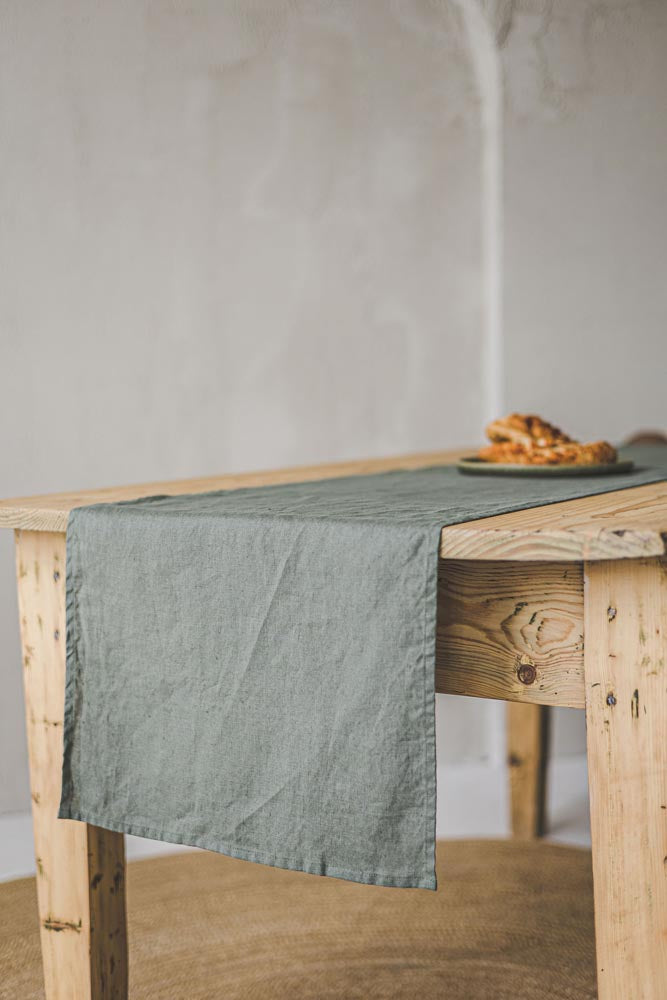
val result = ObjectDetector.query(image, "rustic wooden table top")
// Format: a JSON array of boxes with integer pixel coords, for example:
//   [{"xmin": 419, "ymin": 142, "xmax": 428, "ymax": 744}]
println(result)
[{"xmin": 1, "ymin": 448, "xmax": 665, "ymax": 562}]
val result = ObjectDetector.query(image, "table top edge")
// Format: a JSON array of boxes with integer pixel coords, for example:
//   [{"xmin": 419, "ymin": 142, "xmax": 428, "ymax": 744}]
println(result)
[{"xmin": 2, "ymin": 451, "xmax": 666, "ymax": 563}]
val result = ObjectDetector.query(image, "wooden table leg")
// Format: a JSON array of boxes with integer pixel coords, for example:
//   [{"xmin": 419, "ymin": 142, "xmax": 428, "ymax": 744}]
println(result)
[
  {"xmin": 16, "ymin": 530, "xmax": 128, "ymax": 1000},
  {"xmin": 584, "ymin": 558, "xmax": 667, "ymax": 999},
  {"xmin": 507, "ymin": 702, "xmax": 549, "ymax": 839}
]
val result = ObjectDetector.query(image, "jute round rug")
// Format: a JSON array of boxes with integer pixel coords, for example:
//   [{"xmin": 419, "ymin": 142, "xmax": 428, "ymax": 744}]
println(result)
[{"xmin": 1, "ymin": 840, "xmax": 595, "ymax": 1000}]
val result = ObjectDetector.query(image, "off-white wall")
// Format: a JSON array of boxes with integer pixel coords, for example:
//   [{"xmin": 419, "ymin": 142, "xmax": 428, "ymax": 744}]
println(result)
[
  {"xmin": 1, "ymin": 0, "xmax": 666, "ymax": 816},
  {"xmin": 502, "ymin": 0, "xmax": 667, "ymax": 439}
]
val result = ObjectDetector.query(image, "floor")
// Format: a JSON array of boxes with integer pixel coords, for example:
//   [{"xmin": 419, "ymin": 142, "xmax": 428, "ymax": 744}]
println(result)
[{"xmin": 0, "ymin": 755, "xmax": 590, "ymax": 883}]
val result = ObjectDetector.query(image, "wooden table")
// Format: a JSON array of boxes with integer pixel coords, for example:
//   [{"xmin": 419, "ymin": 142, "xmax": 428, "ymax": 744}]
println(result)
[{"xmin": 2, "ymin": 449, "xmax": 666, "ymax": 1000}]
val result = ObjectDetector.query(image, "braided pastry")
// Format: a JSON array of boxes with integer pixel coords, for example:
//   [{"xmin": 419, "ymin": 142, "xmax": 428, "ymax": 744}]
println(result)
[
  {"xmin": 485, "ymin": 413, "xmax": 571, "ymax": 448},
  {"xmin": 479, "ymin": 440, "xmax": 617, "ymax": 466},
  {"xmin": 478, "ymin": 414, "xmax": 617, "ymax": 465}
]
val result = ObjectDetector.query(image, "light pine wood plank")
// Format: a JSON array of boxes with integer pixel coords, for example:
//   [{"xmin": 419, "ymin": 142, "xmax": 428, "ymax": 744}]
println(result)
[
  {"xmin": 441, "ymin": 482, "xmax": 667, "ymax": 562},
  {"xmin": 0, "ymin": 454, "xmax": 665, "ymax": 562},
  {"xmin": 507, "ymin": 703, "xmax": 550, "ymax": 839},
  {"xmin": 16, "ymin": 530, "xmax": 127, "ymax": 1000},
  {"xmin": 584, "ymin": 557, "xmax": 667, "ymax": 999},
  {"xmin": 436, "ymin": 560, "xmax": 585, "ymax": 707}
]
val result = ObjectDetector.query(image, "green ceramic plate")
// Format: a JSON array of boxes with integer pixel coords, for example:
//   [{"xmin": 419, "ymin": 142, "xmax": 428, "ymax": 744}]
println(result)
[{"xmin": 457, "ymin": 457, "xmax": 635, "ymax": 477}]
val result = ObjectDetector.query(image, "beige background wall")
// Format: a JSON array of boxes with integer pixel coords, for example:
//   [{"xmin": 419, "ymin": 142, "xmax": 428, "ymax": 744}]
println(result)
[
  {"xmin": 502, "ymin": 0, "xmax": 667, "ymax": 438},
  {"xmin": 1, "ymin": 0, "xmax": 666, "ymax": 817}
]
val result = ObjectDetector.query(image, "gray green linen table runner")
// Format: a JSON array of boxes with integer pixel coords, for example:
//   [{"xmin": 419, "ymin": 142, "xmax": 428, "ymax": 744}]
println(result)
[{"xmin": 59, "ymin": 446, "xmax": 667, "ymax": 890}]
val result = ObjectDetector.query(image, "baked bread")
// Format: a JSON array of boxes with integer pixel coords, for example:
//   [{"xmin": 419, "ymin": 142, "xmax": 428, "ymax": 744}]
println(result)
[
  {"xmin": 485, "ymin": 413, "xmax": 571, "ymax": 448},
  {"xmin": 479, "ymin": 440, "xmax": 617, "ymax": 466},
  {"xmin": 478, "ymin": 413, "xmax": 617, "ymax": 465}
]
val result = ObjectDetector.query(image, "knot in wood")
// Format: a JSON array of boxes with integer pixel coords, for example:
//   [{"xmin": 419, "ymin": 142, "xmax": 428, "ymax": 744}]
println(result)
[{"xmin": 517, "ymin": 659, "xmax": 537, "ymax": 685}]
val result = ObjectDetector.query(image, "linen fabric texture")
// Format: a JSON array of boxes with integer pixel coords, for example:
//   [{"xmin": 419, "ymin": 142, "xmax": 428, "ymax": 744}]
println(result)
[{"xmin": 60, "ymin": 447, "xmax": 667, "ymax": 889}]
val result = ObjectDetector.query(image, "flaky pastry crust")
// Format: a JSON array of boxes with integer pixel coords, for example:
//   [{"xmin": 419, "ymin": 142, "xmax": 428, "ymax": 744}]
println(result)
[
  {"xmin": 478, "ymin": 440, "xmax": 617, "ymax": 466},
  {"xmin": 485, "ymin": 413, "xmax": 571, "ymax": 448}
]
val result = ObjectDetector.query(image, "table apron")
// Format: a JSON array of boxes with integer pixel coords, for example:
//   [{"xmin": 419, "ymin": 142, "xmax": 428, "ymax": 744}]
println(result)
[{"xmin": 436, "ymin": 559, "xmax": 585, "ymax": 709}]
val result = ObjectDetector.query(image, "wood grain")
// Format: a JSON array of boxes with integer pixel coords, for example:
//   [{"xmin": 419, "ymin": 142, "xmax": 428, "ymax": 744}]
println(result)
[
  {"xmin": 0, "ymin": 452, "xmax": 665, "ymax": 563},
  {"xmin": 584, "ymin": 557, "xmax": 667, "ymax": 999},
  {"xmin": 440, "ymin": 481, "xmax": 667, "ymax": 562},
  {"xmin": 436, "ymin": 560, "xmax": 585, "ymax": 707},
  {"xmin": 507, "ymin": 703, "xmax": 550, "ymax": 839},
  {"xmin": 16, "ymin": 530, "xmax": 128, "ymax": 1000}
]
